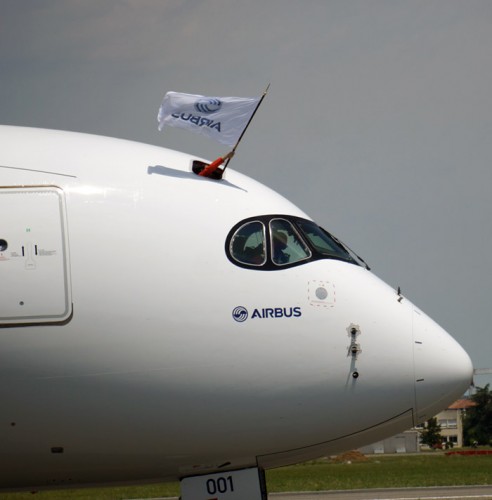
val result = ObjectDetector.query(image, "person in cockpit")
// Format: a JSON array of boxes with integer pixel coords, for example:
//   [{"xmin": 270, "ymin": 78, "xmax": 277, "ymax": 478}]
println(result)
[{"xmin": 272, "ymin": 231, "xmax": 290, "ymax": 265}]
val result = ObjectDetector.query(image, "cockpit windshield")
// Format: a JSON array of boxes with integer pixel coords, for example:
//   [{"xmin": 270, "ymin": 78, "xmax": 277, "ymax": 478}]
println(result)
[
  {"xmin": 229, "ymin": 221, "xmax": 266, "ymax": 266},
  {"xmin": 270, "ymin": 219, "xmax": 311, "ymax": 266},
  {"xmin": 226, "ymin": 215, "xmax": 365, "ymax": 271},
  {"xmin": 296, "ymin": 219, "xmax": 355, "ymax": 264}
]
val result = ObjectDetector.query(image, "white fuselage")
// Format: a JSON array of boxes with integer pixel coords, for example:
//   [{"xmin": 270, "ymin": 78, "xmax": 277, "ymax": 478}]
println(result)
[{"xmin": 0, "ymin": 126, "xmax": 473, "ymax": 490}]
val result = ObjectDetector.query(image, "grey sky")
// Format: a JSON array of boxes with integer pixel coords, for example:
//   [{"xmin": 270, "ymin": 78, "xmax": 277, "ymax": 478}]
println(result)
[{"xmin": 2, "ymin": 0, "xmax": 492, "ymax": 387}]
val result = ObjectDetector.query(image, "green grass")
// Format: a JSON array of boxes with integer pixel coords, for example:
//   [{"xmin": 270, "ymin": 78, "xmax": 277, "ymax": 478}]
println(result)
[
  {"xmin": 0, "ymin": 482, "xmax": 180, "ymax": 500},
  {"xmin": 266, "ymin": 454, "xmax": 492, "ymax": 492},
  {"xmin": 2, "ymin": 454, "xmax": 492, "ymax": 499}
]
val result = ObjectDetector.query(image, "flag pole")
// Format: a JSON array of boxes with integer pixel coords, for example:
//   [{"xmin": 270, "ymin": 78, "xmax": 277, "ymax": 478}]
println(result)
[
  {"xmin": 198, "ymin": 84, "xmax": 270, "ymax": 178},
  {"xmin": 223, "ymin": 83, "xmax": 270, "ymax": 172}
]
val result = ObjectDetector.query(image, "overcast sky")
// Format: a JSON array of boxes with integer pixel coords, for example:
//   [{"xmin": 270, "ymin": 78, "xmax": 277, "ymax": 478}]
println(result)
[{"xmin": 2, "ymin": 0, "xmax": 491, "ymax": 388}]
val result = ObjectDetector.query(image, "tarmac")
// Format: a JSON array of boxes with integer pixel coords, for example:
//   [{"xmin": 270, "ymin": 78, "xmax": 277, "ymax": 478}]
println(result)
[
  {"xmin": 269, "ymin": 485, "xmax": 492, "ymax": 500},
  {"xmin": 128, "ymin": 485, "xmax": 492, "ymax": 500}
]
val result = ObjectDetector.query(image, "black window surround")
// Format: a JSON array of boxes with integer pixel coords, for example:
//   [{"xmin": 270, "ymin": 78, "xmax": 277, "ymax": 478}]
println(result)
[{"xmin": 225, "ymin": 214, "xmax": 361, "ymax": 271}]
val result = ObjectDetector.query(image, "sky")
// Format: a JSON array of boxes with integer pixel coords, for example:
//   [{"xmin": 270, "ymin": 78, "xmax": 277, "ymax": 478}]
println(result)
[{"xmin": 1, "ymin": 0, "xmax": 491, "ymax": 388}]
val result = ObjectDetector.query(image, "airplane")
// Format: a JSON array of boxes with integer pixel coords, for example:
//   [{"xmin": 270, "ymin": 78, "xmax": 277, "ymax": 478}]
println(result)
[{"xmin": 0, "ymin": 125, "xmax": 473, "ymax": 499}]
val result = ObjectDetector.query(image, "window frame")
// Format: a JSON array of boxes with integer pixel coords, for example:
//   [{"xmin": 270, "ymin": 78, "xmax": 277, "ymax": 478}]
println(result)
[
  {"xmin": 228, "ymin": 220, "xmax": 267, "ymax": 267},
  {"xmin": 269, "ymin": 218, "xmax": 312, "ymax": 267},
  {"xmin": 225, "ymin": 214, "xmax": 361, "ymax": 271}
]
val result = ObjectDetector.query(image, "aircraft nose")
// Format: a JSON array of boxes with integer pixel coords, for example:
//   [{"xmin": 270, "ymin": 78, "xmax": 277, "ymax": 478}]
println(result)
[{"xmin": 413, "ymin": 308, "xmax": 473, "ymax": 424}]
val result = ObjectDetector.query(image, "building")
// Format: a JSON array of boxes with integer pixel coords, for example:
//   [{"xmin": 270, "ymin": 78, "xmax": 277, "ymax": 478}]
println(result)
[
  {"xmin": 360, "ymin": 399, "xmax": 476, "ymax": 454},
  {"xmin": 359, "ymin": 430, "xmax": 420, "ymax": 454},
  {"xmin": 434, "ymin": 398, "xmax": 476, "ymax": 448}
]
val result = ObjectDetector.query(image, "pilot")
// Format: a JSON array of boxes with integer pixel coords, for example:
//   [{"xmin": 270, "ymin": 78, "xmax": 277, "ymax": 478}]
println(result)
[
  {"xmin": 231, "ymin": 234, "xmax": 265, "ymax": 265},
  {"xmin": 273, "ymin": 231, "xmax": 289, "ymax": 265}
]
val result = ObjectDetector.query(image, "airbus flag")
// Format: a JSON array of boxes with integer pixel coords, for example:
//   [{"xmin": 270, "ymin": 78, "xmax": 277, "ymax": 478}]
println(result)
[{"xmin": 157, "ymin": 92, "xmax": 261, "ymax": 147}]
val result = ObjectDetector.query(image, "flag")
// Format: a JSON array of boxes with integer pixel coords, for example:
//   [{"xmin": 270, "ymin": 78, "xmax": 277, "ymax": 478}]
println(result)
[{"xmin": 157, "ymin": 91, "xmax": 261, "ymax": 147}]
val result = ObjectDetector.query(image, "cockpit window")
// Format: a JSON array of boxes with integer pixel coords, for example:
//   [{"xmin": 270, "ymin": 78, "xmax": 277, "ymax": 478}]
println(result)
[
  {"xmin": 230, "ymin": 221, "xmax": 266, "ymax": 266},
  {"xmin": 270, "ymin": 219, "xmax": 311, "ymax": 266},
  {"xmin": 225, "ymin": 215, "xmax": 363, "ymax": 271},
  {"xmin": 296, "ymin": 219, "xmax": 356, "ymax": 264}
]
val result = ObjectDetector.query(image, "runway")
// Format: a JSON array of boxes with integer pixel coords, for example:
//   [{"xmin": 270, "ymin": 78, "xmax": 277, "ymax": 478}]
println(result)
[
  {"xmin": 269, "ymin": 485, "xmax": 492, "ymax": 500},
  {"xmin": 129, "ymin": 485, "xmax": 492, "ymax": 500}
]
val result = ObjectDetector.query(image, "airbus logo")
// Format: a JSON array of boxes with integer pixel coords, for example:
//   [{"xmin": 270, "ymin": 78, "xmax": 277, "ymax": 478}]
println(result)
[
  {"xmin": 194, "ymin": 98, "xmax": 222, "ymax": 114},
  {"xmin": 232, "ymin": 306, "xmax": 302, "ymax": 322},
  {"xmin": 232, "ymin": 306, "xmax": 248, "ymax": 323}
]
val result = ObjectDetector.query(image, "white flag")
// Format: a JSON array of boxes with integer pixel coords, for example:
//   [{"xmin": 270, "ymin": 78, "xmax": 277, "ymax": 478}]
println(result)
[{"xmin": 157, "ymin": 91, "xmax": 260, "ymax": 147}]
